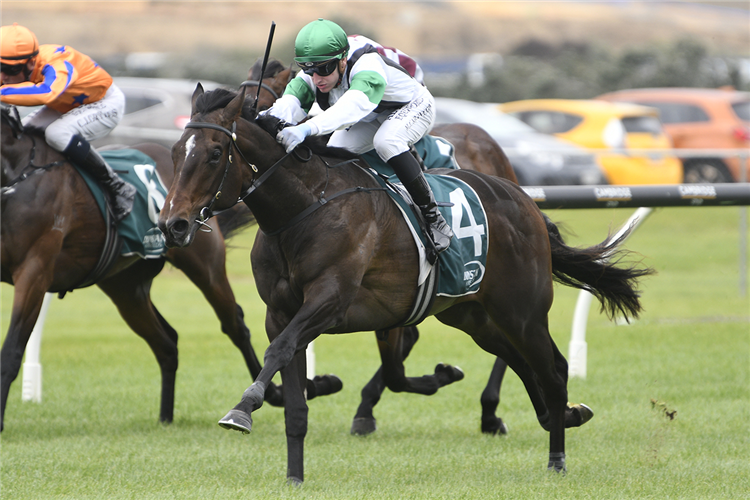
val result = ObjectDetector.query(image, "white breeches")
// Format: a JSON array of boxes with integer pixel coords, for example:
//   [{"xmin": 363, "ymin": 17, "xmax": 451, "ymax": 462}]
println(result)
[
  {"xmin": 327, "ymin": 85, "xmax": 435, "ymax": 161},
  {"xmin": 22, "ymin": 83, "xmax": 126, "ymax": 151}
]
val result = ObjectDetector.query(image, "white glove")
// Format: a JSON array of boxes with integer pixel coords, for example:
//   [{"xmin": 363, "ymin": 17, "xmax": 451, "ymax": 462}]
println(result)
[{"xmin": 276, "ymin": 123, "xmax": 312, "ymax": 153}]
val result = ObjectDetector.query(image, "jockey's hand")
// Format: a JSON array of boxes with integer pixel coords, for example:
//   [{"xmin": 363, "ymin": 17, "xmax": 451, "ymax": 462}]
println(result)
[{"xmin": 276, "ymin": 123, "xmax": 312, "ymax": 153}]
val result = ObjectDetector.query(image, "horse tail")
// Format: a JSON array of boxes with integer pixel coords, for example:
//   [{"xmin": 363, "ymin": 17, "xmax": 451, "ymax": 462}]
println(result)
[
  {"xmin": 543, "ymin": 213, "xmax": 655, "ymax": 321},
  {"xmin": 215, "ymin": 204, "xmax": 257, "ymax": 239}
]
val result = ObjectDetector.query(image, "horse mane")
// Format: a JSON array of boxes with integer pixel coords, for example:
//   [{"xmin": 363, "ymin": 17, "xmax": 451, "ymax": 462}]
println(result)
[
  {"xmin": 248, "ymin": 57, "xmax": 291, "ymax": 80},
  {"xmin": 1, "ymin": 104, "xmax": 25, "ymax": 137}
]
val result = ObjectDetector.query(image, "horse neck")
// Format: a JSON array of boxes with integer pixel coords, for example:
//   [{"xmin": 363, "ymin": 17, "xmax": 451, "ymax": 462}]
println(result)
[
  {"xmin": 1, "ymin": 129, "xmax": 57, "ymax": 183},
  {"xmin": 235, "ymin": 126, "xmax": 333, "ymax": 235}
]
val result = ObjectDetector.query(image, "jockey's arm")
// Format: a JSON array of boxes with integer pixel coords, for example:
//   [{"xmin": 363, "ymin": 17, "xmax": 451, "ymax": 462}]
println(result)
[
  {"xmin": 305, "ymin": 71, "xmax": 385, "ymax": 136},
  {"xmin": 0, "ymin": 61, "xmax": 71, "ymax": 107},
  {"xmin": 264, "ymin": 77, "xmax": 315, "ymax": 125}
]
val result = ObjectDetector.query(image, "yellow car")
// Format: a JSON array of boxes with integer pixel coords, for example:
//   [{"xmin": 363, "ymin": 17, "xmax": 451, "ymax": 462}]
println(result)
[{"xmin": 498, "ymin": 99, "xmax": 683, "ymax": 185}]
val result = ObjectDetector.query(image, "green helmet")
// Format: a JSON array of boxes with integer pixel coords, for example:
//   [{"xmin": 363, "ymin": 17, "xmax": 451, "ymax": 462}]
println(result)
[{"xmin": 294, "ymin": 19, "xmax": 348, "ymax": 64}]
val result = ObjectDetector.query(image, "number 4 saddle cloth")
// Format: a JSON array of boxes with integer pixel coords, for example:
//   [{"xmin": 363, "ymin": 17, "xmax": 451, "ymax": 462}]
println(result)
[{"xmin": 361, "ymin": 134, "xmax": 489, "ymax": 327}]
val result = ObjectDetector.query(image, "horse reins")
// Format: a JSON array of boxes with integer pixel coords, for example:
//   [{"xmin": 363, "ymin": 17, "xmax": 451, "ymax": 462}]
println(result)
[
  {"xmin": 184, "ymin": 119, "xmax": 386, "ymax": 235},
  {"xmin": 239, "ymin": 80, "xmax": 280, "ymax": 101},
  {"xmin": 1, "ymin": 130, "xmax": 66, "ymax": 193}
]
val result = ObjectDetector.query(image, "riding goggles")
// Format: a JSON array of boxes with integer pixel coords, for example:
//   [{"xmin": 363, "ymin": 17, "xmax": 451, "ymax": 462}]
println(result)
[
  {"xmin": 297, "ymin": 58, "xmax": 339, "ymax": 77},
  {"xmin": 1, "ymin": 62, "xmax": 26, "ymax": 76}
]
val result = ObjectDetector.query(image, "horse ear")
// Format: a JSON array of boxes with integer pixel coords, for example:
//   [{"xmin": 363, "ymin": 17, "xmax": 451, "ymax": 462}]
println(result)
[
  {"xmin": 223, "ymin": 85, "xmax": 247, "ymax": 122},
  {"xmin": 191, "ymin": 83, "xmax": 205, "ymax": 112}
]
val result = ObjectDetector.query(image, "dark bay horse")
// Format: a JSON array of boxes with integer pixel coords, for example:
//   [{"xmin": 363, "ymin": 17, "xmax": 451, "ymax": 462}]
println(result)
[
  {"xmin": 158, "ymin": 86, "xmax": 652, "ymax": 482},
  {"xmin": 0, "ymin": 104, "xmax": 337, "ymax": 431},
  {"xmin": 247, "ymin": 58, "xmax": 530, "ymax": 436}
]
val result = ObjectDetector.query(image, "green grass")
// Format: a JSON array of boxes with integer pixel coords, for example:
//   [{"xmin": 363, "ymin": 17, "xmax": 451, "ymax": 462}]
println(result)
[{"xmin": 2, "ymin": 206, "xmax": 748, "ymax": 499}]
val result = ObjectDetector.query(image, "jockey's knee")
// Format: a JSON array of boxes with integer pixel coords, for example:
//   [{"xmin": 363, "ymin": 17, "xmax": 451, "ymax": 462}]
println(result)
[
  {"xmin": 373, "ymin": 136, "xmax": 408, "ymax": 163},
  {"xmin": 44, "ymin": 121, "xmax": 76, "ymax": 153}
]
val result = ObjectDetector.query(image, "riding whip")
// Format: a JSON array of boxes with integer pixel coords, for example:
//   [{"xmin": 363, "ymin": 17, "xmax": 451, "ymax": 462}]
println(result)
[{"xmin": 249, "ymin": 21, "xmax": 276, "ymax": 116}]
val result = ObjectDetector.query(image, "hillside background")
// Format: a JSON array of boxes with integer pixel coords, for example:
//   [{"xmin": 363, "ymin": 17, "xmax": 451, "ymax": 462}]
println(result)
[{"xmin": 2, "ymin": 1, "xmax": 749, "ymax": 99}]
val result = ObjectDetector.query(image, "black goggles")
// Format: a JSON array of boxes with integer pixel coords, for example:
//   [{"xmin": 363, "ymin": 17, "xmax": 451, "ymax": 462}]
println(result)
[
  {"xmin": 1, "ymin": 62, "xmax": 26, "ymax": 76},
  {"xmin": 297, "ymin": 58, "xmax": 339, "ymax": 77}
]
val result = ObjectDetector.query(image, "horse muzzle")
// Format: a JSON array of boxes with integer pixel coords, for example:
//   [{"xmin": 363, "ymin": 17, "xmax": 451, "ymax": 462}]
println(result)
[{"xmin": 158, "ymin": 216, "xmax": 197, "ymax": 248}]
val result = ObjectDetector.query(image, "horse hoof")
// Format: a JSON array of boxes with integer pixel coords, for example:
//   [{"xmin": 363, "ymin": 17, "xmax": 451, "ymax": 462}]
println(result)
[
  {"xmin": 313, "ymin": 374, "xmax": 344, "ymax": 397},
  {"xmin": 218, "ymin": 409, "xmax": 252, "ymax": 434},
  {"xmin": 287, "ymin": 476, "xmax": 303, "ymax": 486},
  {"xmin": 567, "ymin": 402, "xmax": 594, "ymax": 427},
  {"xmin": 351, "ymin": 417, "xmax": 377, "ymax": 436},
  {"xmin": 481, "ymin": 416, "xmax": 509, "ymax": 436},
  {"xmin": 547, "ymin": 452, "xmax": 566, "ymax": 474},
  {"xmin": 435, "ymin": 363, "xmax": 465, "ymax": 384}
]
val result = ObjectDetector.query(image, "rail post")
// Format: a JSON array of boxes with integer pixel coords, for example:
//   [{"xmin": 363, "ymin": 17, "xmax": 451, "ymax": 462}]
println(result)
[
  {"xmin": 568, "ymin": 207, "xmax": 654, "ymax": 378},
  {"xmin": 21, "ymin": 292, "xmax": 53, "ymax": 403}
]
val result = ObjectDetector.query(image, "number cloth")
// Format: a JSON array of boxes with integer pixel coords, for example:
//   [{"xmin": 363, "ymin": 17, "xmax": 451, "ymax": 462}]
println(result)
[
  {"xmin": 76, "ymin": 149, "xmax": 168, "ymax": 259},
  {"xmin": 366, "ymin": 167, "xmax": 489, "ymax": 298}
]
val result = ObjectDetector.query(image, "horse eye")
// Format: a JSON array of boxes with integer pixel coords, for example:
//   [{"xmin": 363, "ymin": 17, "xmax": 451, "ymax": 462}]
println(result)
[{"xmin": 209, "ymin": 149, "xmax": 222, "ymax": 164}]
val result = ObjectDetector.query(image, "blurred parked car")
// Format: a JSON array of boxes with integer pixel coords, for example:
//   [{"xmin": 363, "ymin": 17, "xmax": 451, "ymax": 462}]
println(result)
[
  {"xmin": 92, "ymin": 77, "xmax": 224, "ymax": 149},
  {"xmin": 596, "ymin": 87, "xmax": 750, "ymax": 183},
  {"xmin": 433, "ymin": 97, "xmax": 607, "ymax": 186},
  {"xmin": 499, "ymin": 99, "xmax": 683, "ymax": 185}
]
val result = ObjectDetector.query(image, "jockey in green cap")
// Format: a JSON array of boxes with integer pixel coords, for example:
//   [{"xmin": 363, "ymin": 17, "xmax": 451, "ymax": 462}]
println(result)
[{"xmin": 265, "ymin": 18, "xmax": 453, "ymax": 253}]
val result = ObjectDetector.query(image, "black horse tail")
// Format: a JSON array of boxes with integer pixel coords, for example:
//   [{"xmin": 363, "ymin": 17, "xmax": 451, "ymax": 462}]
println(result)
[
  {"xmin": 543, "ymin": 213, "xmax": 655, "ymax": 322},
  {"xmin": 215, "ymin": 204, "xmax": 257, "ymax": 240}
]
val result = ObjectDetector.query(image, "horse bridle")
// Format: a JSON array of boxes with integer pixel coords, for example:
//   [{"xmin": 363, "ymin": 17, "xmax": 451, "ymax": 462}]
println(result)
[
  {"xmin": 183, "ymin": 118, "xmax": 384, "ymax": 237},
  {"xmin": 1, "ymin": 106, "xmax": 66, "ymax": 192},
  {"xmin": 184, "ymin": 119, "xmax": 313, "ymax": 232},
  {"xmin": 182, "ymin": 120, "xmax": 256, "ymax": 230}
]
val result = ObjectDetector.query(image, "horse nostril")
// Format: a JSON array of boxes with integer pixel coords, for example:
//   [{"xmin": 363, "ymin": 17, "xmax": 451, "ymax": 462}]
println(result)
[{"xmin": 169, "ymin": 219, "xmax": 190, "ymax": 240}]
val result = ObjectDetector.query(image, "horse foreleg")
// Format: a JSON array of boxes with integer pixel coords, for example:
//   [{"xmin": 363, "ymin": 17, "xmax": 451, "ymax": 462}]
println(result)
[
  {"xmin": 1, "ymin": 239, "xmax": 61, "ymax": 431},
  {"xmin": 218, "ymin": 310, "xmax": 294, "ymax": 434},
  {"xmin": 218, "ymin": 292, "xmax": 333, "ymax": 438},
  {"xmin": 167, "ymin": 233, "xmax": 286, "ymax": 406},
  {"xmin": 281, "ymin": 351, "xmax": 308, "ymax": 485},
  {"xmin": 350, "ymin": 327, "xmax": 419, "ymax": 435},
  {"xmin": 1, "ymin": 276, "xmax": 52, "ymax": 430}
]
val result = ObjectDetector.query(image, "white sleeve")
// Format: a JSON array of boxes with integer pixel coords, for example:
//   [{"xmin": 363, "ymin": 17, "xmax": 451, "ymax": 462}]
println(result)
[
  {"xmin": 263, "ymin": 94, "xmax": 309, "ymax": 125},
  {"xmin": 306, "ymin": 89, "xmax": 377, "ymax": 136}
]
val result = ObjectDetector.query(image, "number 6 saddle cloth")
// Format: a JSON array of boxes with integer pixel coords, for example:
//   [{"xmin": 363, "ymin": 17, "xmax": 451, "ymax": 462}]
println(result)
[{"xmin": 75, "ymin": 149, "xmax": 168, "ymax": 260}]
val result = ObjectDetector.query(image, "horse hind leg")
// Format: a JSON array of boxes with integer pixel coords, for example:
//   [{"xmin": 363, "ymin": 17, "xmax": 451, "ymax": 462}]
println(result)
[
  {"xmin": 98, "ymin": 264, "xmax": 179, "ymax": 424},
  {"xmin": 480, "ymin": 357, "xmax": 509, "ymax": 435},
  {"xmin": 437, "ymin": 303, "xmax": 569, "ymax": 472},
  {"xmin": 352, "ymin": 326, "xmax": 465, "ymax": 436},
  {"xmin": 499, "ymin": 321, "xmax": 569, "ymax": 472}
]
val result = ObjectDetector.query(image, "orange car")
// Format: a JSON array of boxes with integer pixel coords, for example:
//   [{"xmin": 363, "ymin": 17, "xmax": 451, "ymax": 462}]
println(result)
[{"xmin": 597, "ymin": 88, "xmax": 750, "ymax": 183}]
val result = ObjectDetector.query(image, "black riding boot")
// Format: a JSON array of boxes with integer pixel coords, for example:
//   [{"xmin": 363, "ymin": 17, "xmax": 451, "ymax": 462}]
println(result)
[
  {"xmin": 387, "ymin": 151, "xmax": 453, "ymax": 253},
  {"xmin": 64, "ymin": 134, "xmax": 136, "ymax": 223}
]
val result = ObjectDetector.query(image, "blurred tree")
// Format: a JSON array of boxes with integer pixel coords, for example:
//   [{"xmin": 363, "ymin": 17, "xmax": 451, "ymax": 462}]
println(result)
[
  {"xmin": 100, "ymin": 34, "xmax": 747, "ymax": 96},
  {"xmin": 430, "ymin": 37, "xmax": 747, "ymax": 102}
]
